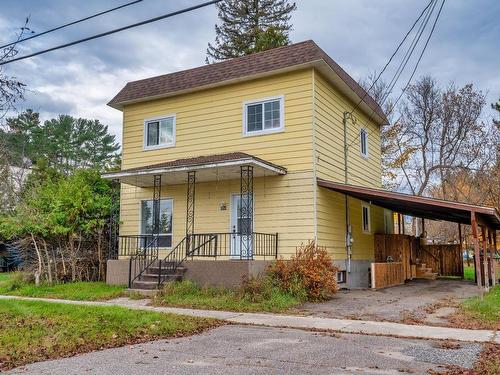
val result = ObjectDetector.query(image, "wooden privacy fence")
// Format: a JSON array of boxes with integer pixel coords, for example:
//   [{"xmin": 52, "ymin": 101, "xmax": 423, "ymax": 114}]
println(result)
[
  {"xmin": 374, "ymin": 234, "xmax": 418, "ymax": 281},
  {"xmin": 374, "ymin": 234, "xmax": 464, "ymax": 287},
  {"xmin": 370, "ymin": 262, "xmax": 405, "ymax": 289},
  {"xmin": 420, "ymin": 244, "xmax": 463, "ymax": 277}
]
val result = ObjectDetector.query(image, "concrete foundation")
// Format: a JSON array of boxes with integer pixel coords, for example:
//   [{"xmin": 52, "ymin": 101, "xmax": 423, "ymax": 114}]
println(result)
[
  {"xmin": 106, "ymin": 259, "xmax": 131, "ymax": 286},
  {"xmin": 106, "ymin": 259, "xmax": 273, "ymax": 288},
  {"xmin": 334, "ymin": 259, "xmax": 373, "ymax": 289}
]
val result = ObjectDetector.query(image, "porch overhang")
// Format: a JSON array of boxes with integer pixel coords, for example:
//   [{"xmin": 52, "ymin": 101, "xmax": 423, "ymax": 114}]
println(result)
[
  {"xmin": 102, "ymin": 152, "xmax": 287, "ymax": 187},
  {"xmin": 317, "ymin": 178, "xmax": 500, "ymax": 229}
]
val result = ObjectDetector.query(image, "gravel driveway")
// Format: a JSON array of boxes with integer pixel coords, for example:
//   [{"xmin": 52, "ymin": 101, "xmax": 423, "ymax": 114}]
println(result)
[
  {"xmin": 6, "ymin": 325, "xmax": 482, "ymax": 375},
  {"xmin": 299, "ymin": 279, "xmax": 479, "ymax": 323}
]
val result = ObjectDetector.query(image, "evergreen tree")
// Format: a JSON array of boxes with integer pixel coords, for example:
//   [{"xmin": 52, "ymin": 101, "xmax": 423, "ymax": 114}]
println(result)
[
  {"xmin": 206, "ymin": 0, "xmax": 296, "ymax": 63},
  {"xmin": 2, "ymin": 110, "xmax": 120, "ymax": 173}
]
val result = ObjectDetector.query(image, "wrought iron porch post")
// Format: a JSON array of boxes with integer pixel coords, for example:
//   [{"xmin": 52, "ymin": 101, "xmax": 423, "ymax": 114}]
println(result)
[
  {"xmin": 152, "ymin": 175, "xmax": 162, "ymax": 254},
  {"xmin": 108, "ymin": 178, "xmax": 119, "ymax": 259},
  {"xmin": 240, "ymin": 165, "xmax": 253, "ymax": 259},
  {"xmin": 186, "ymin": 171, "xmax": 196, "ymax": 254}
]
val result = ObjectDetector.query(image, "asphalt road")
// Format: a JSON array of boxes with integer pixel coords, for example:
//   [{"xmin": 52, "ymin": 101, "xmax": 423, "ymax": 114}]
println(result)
[{"xmin": 7, "ymin": 325, "xmax": 482, "ymax": 375}]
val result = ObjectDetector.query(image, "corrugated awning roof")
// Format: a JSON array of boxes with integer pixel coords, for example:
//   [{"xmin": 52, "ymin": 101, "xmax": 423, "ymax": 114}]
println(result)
[
  {"xmin": 318, "ymin": 178, "xmax": 500, "ymax": 229},
  {"xmin": 107, "ymin": 40, "xmax": 386, "ymax": 124}
]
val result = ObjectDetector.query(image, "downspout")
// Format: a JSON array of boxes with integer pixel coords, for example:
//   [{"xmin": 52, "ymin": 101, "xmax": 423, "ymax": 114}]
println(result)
[{"xmin": 343, "ymin": 111, "xmax": 352, "ymax": 273}]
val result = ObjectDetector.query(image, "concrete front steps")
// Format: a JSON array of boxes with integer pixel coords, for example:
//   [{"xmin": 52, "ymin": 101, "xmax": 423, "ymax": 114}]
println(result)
[
  {"xmin": 415, "ymin": 263, "xmax": 438, "ymax": 280},
  {"xmin": 130, "ymin": 263, "xmax": 187, "ymax": 290}
]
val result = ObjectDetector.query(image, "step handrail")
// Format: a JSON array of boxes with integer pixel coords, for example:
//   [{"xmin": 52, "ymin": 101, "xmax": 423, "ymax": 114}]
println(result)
[
  {"xmin": 157, "ymin": 234, "xmax": 217, "ymax": 287},
  {"xmin": 128, "ymin": 236, "xmax": 159, "ymax": 288}
]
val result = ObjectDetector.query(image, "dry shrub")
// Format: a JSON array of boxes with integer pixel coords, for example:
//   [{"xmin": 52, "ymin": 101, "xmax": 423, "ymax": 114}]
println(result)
[{"xmin": 267, "ymin": 241, "xmax": 339, "ymax": 301}]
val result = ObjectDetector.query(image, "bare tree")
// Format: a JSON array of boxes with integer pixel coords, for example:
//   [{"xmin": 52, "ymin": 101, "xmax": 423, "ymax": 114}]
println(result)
[
  {"xmin": 0, "ymin": 19, "xmax": 32, "ymax": 213},
  {"xmin": 394, "ymin": 76, "xmax": 489, "ymax": 196}
]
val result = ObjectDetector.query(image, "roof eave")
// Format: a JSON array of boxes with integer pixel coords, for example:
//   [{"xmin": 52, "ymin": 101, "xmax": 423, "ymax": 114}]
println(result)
[
  {"xmin": 102, "ymin": 157, "xmax": 287, "ymax": 180},
  {"xmin": 107, "ymin": 61, "xmax": 319, "ymax": 111},
  {"xmin": 107, "ymin": 60, "xmax": 386, "ymax": 125}
]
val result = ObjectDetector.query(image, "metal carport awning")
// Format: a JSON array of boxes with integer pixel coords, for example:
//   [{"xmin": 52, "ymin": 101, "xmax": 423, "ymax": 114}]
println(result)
[{"xmin": 317, "ymin": 178, "xmax": 500, "ymax": 229}]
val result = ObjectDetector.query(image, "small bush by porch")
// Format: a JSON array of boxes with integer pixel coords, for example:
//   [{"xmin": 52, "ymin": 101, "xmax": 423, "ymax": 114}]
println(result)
[{"xmin": 154, "ymin": 242, "xmax": 339, "ymax": 312}]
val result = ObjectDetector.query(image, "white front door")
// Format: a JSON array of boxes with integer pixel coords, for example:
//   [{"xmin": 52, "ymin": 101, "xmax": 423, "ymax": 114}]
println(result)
[{"xmin": 230, "ymin": 194, "xmax": 253, "ymax": 258}]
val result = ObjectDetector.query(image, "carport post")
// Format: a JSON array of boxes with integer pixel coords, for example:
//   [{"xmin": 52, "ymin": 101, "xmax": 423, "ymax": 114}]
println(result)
[
  {"xmin": 471, "ymin": 211, "xmax": 483, "ymax": 289},
  {"xmin": 481, "ymin": 227, "xmax": 490, "ymax": 291},
  {"xmin": 488, "ymin": 229, "xmax": 496, "ymax": 287}
]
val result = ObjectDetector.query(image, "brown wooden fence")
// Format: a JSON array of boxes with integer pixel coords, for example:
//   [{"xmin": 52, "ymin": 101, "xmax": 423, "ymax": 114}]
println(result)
[
  {"xmin": 374, "ymin": 234, "xmax": 464, "ymax": 282},
  {"xmin": 421, "ymin": 244, "xmax": 463, "ymax": 277},
  {"xmin": 374, "ymin": 234, "xmax": 418, "ymax": 281},
  {"xmin": 370, "ymin": 262, "xmax": 405, "ymax": 289}
]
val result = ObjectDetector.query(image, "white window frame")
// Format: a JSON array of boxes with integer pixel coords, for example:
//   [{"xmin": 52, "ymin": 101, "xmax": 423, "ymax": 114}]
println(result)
[
  {"xmin": 360, "ymin": 127, "xmax": 369, "ymax": 158},
  {"xmin": 242, "ymin": 95, "xmax": 285, "ymax": 136},
  {"xmin": 143, "ymin": 114, "xmax": 176, "ymax": 151},
  {"xmin": 139, "ymin": 197, "xmax": 174, "ymax": 249},
  {"xmin": 361, "ymin": 203, "xmax": 371, "ymax": 234}
]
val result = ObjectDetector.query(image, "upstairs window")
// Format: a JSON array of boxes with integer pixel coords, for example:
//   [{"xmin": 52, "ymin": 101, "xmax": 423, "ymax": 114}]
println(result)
[
  {"xmin": 244, "ymin": 96, "xmax": 284, "ymax": 135},
  {"xmin": 360, "ymin": 128, "xmax": 369, "ymax": 157},
  {"xmin": 362, "ymin": 203, "xmax": 371, "ymax": 233},
  {"xmin": 144, "ymin": 115, "xmax": 175, "ymax": 149}
]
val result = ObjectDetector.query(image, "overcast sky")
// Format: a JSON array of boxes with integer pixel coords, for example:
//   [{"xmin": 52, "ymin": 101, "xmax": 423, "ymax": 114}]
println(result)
[{"xmin": 1, "ymin": 0, "xmax": 499, "ymax": 142}]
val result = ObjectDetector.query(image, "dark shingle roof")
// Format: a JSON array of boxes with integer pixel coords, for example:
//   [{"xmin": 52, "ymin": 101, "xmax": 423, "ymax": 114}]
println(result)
[{"xmin": 108, "ymin": 40, "xmax": 385, "ymax": 121}]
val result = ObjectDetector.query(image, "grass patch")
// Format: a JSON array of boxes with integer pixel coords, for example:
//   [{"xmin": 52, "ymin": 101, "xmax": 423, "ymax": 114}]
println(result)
[
  {"xmin": 0, "ymin": 299, "xmax": 220, "ymax": 371},
  {"xmin": 0, "ymin": 273, "xmax": 12, "ymax": 282},
  {"xmin": 155, "ymin": 280, "xmax": 301, "ymax": 313},
  {"xmin": 463, "ymin": 265, "xmax": 474, "ymax": 281},
  {"xmin": 0, "ymin": 272, "xmax": 126, "ymax": 301},
  {"xmin": 462, "ymin": 285, "xmax": 500, "ymax": 323},
  {"xmin": 447, "ymin": 285, "xmax": 500, "ymax": 330}
]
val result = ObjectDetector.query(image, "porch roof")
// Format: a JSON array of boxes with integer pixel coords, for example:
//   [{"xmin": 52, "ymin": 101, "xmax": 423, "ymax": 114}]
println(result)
[
  {"xmin": 317, "ymin": 178, "xmax": 500, "ymax": 229},
  {"xmin": 102, "ymin": 152, "xmax": 287, "ymax": 187}
]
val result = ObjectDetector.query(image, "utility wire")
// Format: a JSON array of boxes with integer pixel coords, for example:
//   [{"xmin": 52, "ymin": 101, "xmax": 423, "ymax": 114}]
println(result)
[
  {"xmin": 0, "ymin": 0, "xmax": 222, "ymax": 66},
  {"xmin": 346, "ymin": 0, "xmax": 435, "ymax": 118},
  {"xmin": 347, "ymin": 0, "xmax": 446, "ymax": 150},
  {"xmin": 379, "ymin": 0, "xmax": 438, "ymax": 106},
  {"xmin": 0, "ymin": 0, "xmax": 144, "ymax": 50}
]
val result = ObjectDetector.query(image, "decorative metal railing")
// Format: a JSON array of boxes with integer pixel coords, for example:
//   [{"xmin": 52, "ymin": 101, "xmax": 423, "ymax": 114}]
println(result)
[
  {"xmin": 120, "ymin": 232, "xmax": 278, "ymax": 288},
  {"xmin": 159, "ymin": 232, "xmax": 278, "ymax": 286},
  {"xmin": 127, "ymin": 235, "xmax": 159, "ymax": 288}
]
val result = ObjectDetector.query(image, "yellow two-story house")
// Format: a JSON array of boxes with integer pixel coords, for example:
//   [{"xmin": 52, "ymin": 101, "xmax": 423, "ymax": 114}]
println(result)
[{"xmin": 104, "ymin": 40, "xmax": 392, "ymax": 290}]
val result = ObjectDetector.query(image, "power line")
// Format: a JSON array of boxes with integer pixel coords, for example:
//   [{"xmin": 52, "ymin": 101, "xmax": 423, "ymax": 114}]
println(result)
[
  {"xmin": 347, "ymin": 0, "xmax": 435, "ymax": 118},
  {"xmin": 348, "ymin": 0, "xmax": 446, "ymax": 149},
  {"xmin": 0, "ymin": 0, "xmax": 144, "ymax": 50},
  {"xmin": 380, "ymin": 0, "xmax": 438, "ymax": 105},
  {"xmin": 0, "ymin": 0, "xmax": 222, "ymax": 66},
  {"xmin": 389, "ymin": 0, "xmax": 446, "ymax": 110}
]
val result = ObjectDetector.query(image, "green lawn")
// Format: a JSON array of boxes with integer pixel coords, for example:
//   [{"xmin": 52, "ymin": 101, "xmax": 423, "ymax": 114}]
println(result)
[
  {"xmin": 462, "ymin": 285, "xmax": 500, "ymax": 324},
  {"xmin": 0, "ymin": 273, "xmax": 11, "ymax": 282},
  {"xmin": 0, "ymin": 272, "xmax": 126, "ymax": 301},
  {"xmin": 463, "ymin": 265, "xmax": 475, "ymax": 281},
  {"xmin": 0, "ymin": 299, "xmax": 220, "ymax": 371},
  {"xmin": 155, "ymin": 280, "xmax": 301, "ymax": 313}
]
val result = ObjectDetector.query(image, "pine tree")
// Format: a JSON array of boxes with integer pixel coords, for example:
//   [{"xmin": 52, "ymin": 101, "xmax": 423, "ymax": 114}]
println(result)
[{"xmin": 206, "ymin": 0, "xmax": 296, "ymax": 63}]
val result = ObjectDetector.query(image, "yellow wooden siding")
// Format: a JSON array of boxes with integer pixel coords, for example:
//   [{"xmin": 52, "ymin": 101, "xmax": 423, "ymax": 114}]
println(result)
[
  {"xmin": 119, "ymin": 69, "xmax": 316, "ymax": 258},
  {"xmin": 121, "ymin": 70, "xmax": 314, "ymax": 172},
  {"xmin": 313, "ymin": 72, "xmax": 382, "ymax": 187},
  {"xmin": 312, "ymin": 70, "xmax": 385, "ymax": 261},
  {"xmin": 120, "ymin": 172, "xmax": 314, "ymax": 259}
]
